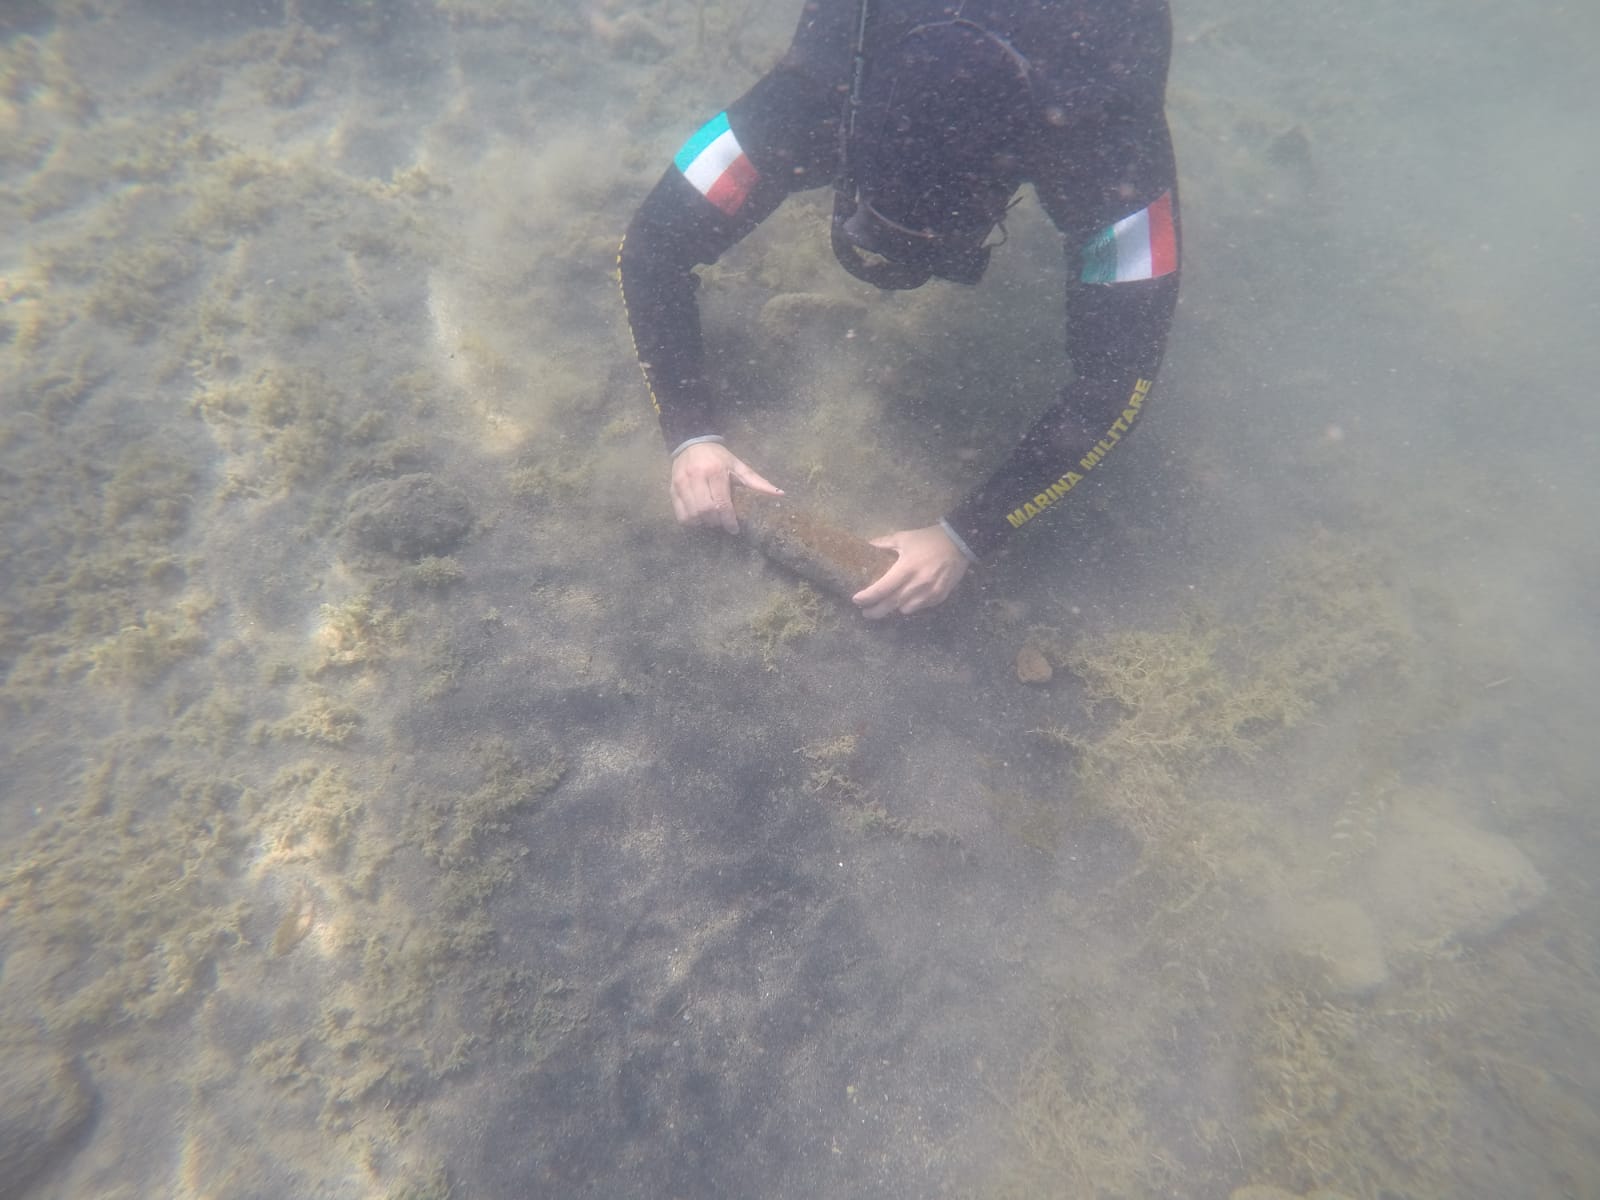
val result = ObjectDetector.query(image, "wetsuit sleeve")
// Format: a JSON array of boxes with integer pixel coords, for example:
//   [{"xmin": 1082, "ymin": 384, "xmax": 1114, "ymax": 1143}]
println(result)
[
  {"xmin": 944, "ymin": 105, "xmax": 1180, "ymax": 561},
  {"xmin": 617, "ymin": 67, "xmax": 838, "ymax": 451}
]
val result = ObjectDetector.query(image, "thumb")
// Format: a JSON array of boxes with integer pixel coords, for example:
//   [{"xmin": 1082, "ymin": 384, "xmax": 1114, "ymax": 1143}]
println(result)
[{"xmin": 868, "ymin": 534, "xmax": 902, "ymax": 552}]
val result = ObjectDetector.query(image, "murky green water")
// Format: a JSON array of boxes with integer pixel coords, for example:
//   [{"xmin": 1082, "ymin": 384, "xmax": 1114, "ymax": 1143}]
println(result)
[{"xmin": 2, "ymin": 2, "xmax": 1596, "ymax": 1197}]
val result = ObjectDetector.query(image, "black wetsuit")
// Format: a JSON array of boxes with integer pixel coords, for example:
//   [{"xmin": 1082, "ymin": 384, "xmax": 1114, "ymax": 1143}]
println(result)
[{"xmin": 619, "ymin": 0, "xmax": 1179, "ymax": 561}]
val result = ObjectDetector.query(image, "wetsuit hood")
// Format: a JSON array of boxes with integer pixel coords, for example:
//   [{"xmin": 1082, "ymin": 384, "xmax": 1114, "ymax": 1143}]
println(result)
[{"xmin": 832, "ymin": 11, "xmax": 1035, "ymax": 290}]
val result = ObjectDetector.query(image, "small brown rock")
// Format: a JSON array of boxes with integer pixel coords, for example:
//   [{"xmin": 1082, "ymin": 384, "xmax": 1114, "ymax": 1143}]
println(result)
[{"xmin": 1015, "ymin": 645, "xmax": 1052, "ymax": 684}]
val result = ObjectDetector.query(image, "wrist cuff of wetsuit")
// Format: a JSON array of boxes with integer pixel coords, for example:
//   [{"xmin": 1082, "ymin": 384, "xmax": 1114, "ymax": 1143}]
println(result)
[
  {"xmin": 670, "ymin": 434, "xmax": 725, "ymax": 458},
  {"xmin": 939, "ymin": 518, "xmax": 980, "ymax": 565}
]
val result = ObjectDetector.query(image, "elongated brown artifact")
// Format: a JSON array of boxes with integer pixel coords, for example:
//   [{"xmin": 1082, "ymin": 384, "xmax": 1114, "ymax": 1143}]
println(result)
[{"xmin": 732, "ymin": 490, "xmax": 897, "ymax": 599}]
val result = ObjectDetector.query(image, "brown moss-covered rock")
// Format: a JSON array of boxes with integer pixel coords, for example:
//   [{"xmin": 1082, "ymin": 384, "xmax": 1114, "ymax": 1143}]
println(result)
[
  {"xmin": 1015, "ymin": 645, "xmax": 1053, "ymax": 685},
  {"xmin": 1270, "ymin": 897, "xmax": 1389, "ymax": 998},
  {"xmin": 732, "ymin": 491, "xmax": 895, "ymax": 600},
  {"xmin": 343, "ymin": 473, "xmax": 474, "ymax": 560},
  {"xmin": 1368, "ymin": 792, "xmax": 1546, "ymax": 948}
]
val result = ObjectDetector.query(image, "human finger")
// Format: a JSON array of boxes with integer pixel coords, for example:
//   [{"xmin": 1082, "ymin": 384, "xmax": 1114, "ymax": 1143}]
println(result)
[
  {"xmin": 703, "ymin": 473, "xmax": 738, "ymax": 533},
  {"xmin": 674, "ymin": 481, "xmax": 707, "ymax": 527},
  {"xmin": 858, "ymin": 535, "xmax": 909, "ymax": 599},
  {"xmin": 851, "ymin": 558, "xmax": 901, "ymax": 608},
  {"xmin": 854, "ymin": 564, "xmax": 912, "ymax": 618},
  {"xmin": 730, "ymin": 461, "xmax": 784, "ymax": 497},
  {"xmin": 898, "ymin": 579, "xmax": 943, "ymax": 615}
]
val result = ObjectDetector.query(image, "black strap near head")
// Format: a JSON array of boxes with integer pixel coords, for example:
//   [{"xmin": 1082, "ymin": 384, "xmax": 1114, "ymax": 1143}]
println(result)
[
  {"xmin": 831, "ymin": 0, "xmax": 930, "ymax": 289},
  {"xmin": 828, "ymin": 0, "xmax": 1025, "ymax": 290},
  {"xmin": 836, "ymin": 0, "xmax": 872, "ymax": 197},
  {"xmin": 830, "ymin": 195, "xmax": 935, "ymax": 290}
]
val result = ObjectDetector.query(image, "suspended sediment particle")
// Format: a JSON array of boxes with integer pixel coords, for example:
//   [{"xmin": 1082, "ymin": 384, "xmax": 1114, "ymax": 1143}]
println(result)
[{"xmin": 732, "ymin": 491, "xmax": 896, "ymax": 600}]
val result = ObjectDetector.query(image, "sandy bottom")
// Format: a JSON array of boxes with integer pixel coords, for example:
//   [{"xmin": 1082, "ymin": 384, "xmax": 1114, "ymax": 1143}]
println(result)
[{"xmin": 2, "ymin": 1, "xmax": 1598, "ymax": 1198}]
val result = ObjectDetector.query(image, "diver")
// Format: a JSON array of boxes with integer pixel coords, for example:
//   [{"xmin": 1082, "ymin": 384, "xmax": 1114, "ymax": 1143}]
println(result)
[{"xmin": 618, "ymin": 0, "xmax": 1179, "ymax": 618}]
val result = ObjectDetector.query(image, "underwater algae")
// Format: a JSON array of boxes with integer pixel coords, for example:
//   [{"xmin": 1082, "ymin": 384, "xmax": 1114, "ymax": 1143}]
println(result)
[
  {"xmin": 0, "ymin": 413, "xmax": 211, "ymax": 707},
  {"xmin": 408, "ymin": 554, "xmax": 466, "ymax": 590},
  {"xmin": 801, "ymin": 731, "xmax": 960, "ymax": 847},
  {"xmin": 741, "ymin": 580, "xmax": 829, "ymax": 667},
  {"xmin": 981, "ymin": 1035, "xmax": 1169, "ymax": 1200},
  {"xmin": 0, "ymin": 673, "xmax": 580, "ymax": 1187},
  {"xmin": 1235, "ymin": 896, "xmax": 1600, "ymax": 1200},
  {"xmin": 1032, "ymin": 531, "xmax": 1409, "ymax": 854},
  {"xmin": 0, "ymin": 12, "xmax": 605, "ymax": 1194},
  {"xmin": 965, "ymin": 514, "xmax": 1600, "ymax": 1200},
  {"xmin": 0, "ymin": 3, "xmax": 701, "ymax": 1196},
  {"xmin": 969, "ymin": 532, "xmax": 1452, "ymax": 1197}
]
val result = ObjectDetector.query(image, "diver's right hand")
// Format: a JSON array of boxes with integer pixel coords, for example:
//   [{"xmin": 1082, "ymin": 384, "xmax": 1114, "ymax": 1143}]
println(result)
[{"xmin": 669, "ymin": 442, "xmax": 783, "ymax": 534}]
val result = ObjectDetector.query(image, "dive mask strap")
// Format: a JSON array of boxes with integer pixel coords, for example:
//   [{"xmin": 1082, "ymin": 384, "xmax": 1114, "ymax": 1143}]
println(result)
[
  {"xmin": 830, "ymin": 0, "xmax": 930, "ymax": 290},
  {"xmin": 830, "ymin": 192, "xmax": 934, "ymax": 290}
]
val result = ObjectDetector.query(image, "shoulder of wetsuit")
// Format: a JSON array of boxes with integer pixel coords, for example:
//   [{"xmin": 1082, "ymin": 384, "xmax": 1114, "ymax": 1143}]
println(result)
[
  {"xmin": 995, "ymin": 0, "xmax": 1171, "ymax": 125},
  {"xmin": 779, "ymin": 0, "xmax": 859, "ymax": 85}
]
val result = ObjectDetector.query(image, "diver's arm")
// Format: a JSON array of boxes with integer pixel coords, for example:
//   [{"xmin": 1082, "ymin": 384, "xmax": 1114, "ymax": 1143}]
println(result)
[
  {"xmin": 942, "ymin": 264, "xmax": 1178, "ymax": 559},
  {"xmin": 617, "ymin": 66, "xmax": 838, "ymax": 452},
  {"xmin": 943, "ymin": 112, "xmax": 1181, "ymax": 561}
]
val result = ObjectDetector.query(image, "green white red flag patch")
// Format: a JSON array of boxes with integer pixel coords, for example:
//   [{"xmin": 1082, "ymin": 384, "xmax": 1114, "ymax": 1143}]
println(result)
[
  {"xmin": 1080, "ymin": 190, "xmax": 1177, "ymax": 283},
  {"xmin": 673, "ymin": 112, "xmax": 758, "ymax": 217}
]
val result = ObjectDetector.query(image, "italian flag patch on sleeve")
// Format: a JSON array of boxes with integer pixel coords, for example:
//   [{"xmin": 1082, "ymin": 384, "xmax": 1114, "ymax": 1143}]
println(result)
[
  {"xmin": 673, "ymin": 111, "xmax": 759, "ymax": 217},
  {"xmin": 1080, "ymin": 190, "xmax": 1178, "ymax": 283}
]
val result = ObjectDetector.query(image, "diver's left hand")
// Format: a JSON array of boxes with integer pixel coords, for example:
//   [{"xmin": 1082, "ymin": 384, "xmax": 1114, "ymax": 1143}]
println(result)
[{"xmin": 852, "ymin": 524, "xmax": 971, "ymax": 619}]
